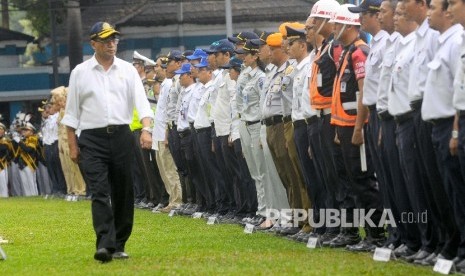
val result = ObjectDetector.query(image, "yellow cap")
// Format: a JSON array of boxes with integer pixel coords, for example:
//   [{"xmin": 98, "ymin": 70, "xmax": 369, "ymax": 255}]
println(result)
[
  {"xmin": 279, "ymin": 22, "xmax": 303, "ymax": 38},
  {"xmin": 266, "ymin": 33, "xmax": 284, "ymax": 47}
]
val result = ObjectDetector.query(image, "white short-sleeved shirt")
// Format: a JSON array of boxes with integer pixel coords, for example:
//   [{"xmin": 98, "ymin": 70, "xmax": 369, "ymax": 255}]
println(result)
[
  {"xmin": 453, "ymin": 31, "xmax": 465, "ymax": 111},
  {"xmin": 377, "ymin": 32, "xmax": 402, "ymax": 112},
  {"xmin": 362, "ymin": 30, "xmax": 389, "ymax": 106},
  {"xmin": 177, "ymin": 83, "xmax": 196, "ymax": 132},
  {"xmin": 194, "ymin": 80, "xmax": 215, "ymax": 129},
  {"xmin": 422, "ymin": 24, "xmax": 463, "ymax": 121},
  {"xmin": 407, "ymin": 19, "xmax": 439, "ymax": 102},
  {"xmin": 292, "ymin": 55, "xmax": 315, "ymax": 121},
  {"xmin": 388, "ymin": 32, "xmax": 416, "ymax": 116}
]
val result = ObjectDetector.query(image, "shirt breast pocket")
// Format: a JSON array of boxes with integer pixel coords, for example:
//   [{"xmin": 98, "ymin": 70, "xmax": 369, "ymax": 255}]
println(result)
[
  {"xmin": 427, "ymin": 59, "xmax": 441, "ymax": 82},
  {"xmin": 416, "ymin": 50, "xmax": 428, "ymax": 66}
]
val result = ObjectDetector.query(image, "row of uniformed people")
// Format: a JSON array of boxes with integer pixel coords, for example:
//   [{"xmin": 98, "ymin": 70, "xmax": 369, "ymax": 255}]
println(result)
[
  {"xmin": 308, "ymin": 0, "xmax": 465, "ymax": 270},
  {"xmin": 127, "ymin": 0, "xmax": 465, "ymax": 270}
]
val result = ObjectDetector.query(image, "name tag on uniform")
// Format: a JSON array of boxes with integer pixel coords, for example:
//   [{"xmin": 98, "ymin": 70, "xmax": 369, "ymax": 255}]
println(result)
[
  {"xmin": 317, "ymin": 73, "xmax": 322, "ymax": 87},
  {"xmin": 341, "ymin": 82, "xmax": 347, "ymax": 93}
]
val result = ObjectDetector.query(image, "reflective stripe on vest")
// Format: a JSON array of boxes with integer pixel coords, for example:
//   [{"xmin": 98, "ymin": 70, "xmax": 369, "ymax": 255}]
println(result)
[
  {"xmin": 330, "ymin": 39, "xmax": 366, "ymax": 127},
  {"xmin": 310, "ymin": 44, "xmax": 333, "ymax": 110}
]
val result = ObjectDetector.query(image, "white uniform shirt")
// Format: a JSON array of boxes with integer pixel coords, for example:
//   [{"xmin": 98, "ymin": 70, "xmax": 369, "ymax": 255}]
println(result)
[
  {"xmin": 422, "ymin": 24, "xmax": 463, "ymax": 121},
  {"xmin": 453, "ymin": 31, "xmax": 465, "ymax": 111},
  {"xmin": 388, "ymin": 32, "xmax": 416, "ymax": 116},
  {"xmin": 377, "ymin": 32, "xmax": 402, "ymax": 112},
  {"xmin": 177, "ymin": 83, "xmax": 196, "ymax": 132},
  {"xmin": 302, "ymin": 50, "xmax": 318, "ymax": 118},
  {"xmin": 194, "ymin": 80, "xmax": 215, "ymax": 129},
  {"xmin": 363, "ymin": 30, "xmax": 389, "ymax": 106},
  {"xmin": 242, "ymin": 66, "xmax": 266, "ymax": 122},
  {"xmin": 187, "ymin": 82, "xmax": 204, "ymax": 123},
  {"xmin": 407, "ymin": 19, "xmax": 439, "ymax": 102},
  {"xmin": 213, "ymin": 70, "xmax": 236, "ymax": 137},
  {"xmin": 152, "ymin": 78, "xmax": 172, "ymax": 142},
  {"xmin": 260, "ymin": 64, "xmax": 277, "ymax": 119},
  {"xmin": 42, "ymin": 113, "xmax": 59, "ymax": 145},
  {"xmin": 292, "ymin": 55, "xmax": 315, "ymax": 121},
  {"xmin": 62, "ymin": 55, "xmax": 153, "ymax": 130},
  {"xmin": 236, "ymin": 66, "xmax": 253, "ymax": 117}
]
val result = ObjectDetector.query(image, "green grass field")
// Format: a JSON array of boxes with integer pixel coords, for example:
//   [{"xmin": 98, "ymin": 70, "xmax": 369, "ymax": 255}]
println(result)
[{"xmin": 0, "ymin": 197, "xmax": 439, "ymax": 275}]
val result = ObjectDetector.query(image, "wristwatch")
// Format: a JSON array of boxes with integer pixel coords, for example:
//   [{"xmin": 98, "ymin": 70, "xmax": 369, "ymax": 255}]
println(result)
[
  {"xmin": 141, "ymin": 126, "xmax": 153, "ymax": 134},
  {"xmin": 452, "ymin": 130, "xmax": 459, "ymax": 139}
]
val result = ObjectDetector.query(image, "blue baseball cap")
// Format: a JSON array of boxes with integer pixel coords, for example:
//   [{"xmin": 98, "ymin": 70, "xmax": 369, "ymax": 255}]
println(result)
[
  {"xmin": 186, "ymin": 48, "xmax": 208, "ymax": 60},
  {"xmin": 348, "ymin": 0, "xmax": 382, "ymax": 13},
  {"xmin": 204, "ymin": 39, "xmax": 235, "ymax": 54},
  {"xmin": 174, "ymin": 63, "xmax": 192, "ymax": 74},
  {"xmin": 166, "ymin": 50, "xmax": 183, "ymax": 61},
  {"xmin": 89, "ymin": 22, "xmax": 120, "ymax": 40},
  {"xmin": 194, "ymin": 57, "xmax": 209, "ymax": 68},
  {"xmin": 227, "ymin": 31, "xmax": 259, "ymax": 44},
  {"xmin": 219, "ymin": 56, "xmax": 243, "ymax": 69},
  {"xmin": 235, "ymin": 40, "xmax": 260, "ymax": 54}
]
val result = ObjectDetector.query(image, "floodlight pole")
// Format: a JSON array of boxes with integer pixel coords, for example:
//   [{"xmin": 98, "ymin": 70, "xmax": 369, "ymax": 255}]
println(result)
[
  {"xmin": 225, "ymin": 0, "xmax": 233, "ymax": 37},
  {"xmin": 49, "ymin": 0, "xmax": 59, "ymax": 87}
]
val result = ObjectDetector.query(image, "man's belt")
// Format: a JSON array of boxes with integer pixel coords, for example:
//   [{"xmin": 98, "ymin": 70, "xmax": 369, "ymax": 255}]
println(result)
[
  {"xmin": 377, "ymin": 110, "xmax": 393, "ymax": 121},
  {"xmin": 283, "ymin": 115, "xmax": 292, "ymax": 123},
  {"xmin": 304, "ymin": 116, "xmax": 318, "ymax": 125},
  {"xmin": 245, "ymin": 120, "xmax": 261, "ymax": 126},
  {"xmin": 409, "ymin": 99, "xmax": 423, "ymax": 111},
  {"xmin": 264, "ymin": 115, "xmax": 283, "ymax": 126},
  {"xmin": 394, "ymin": 111, "xmax": 414, "ymax": 124},
  {"xmin": 195, "ymin": 127, "xmax": 211, "ymax": 134},
  {"xmin": 84, "ymin": 125, "xmax": 128, "ymax": 135},
  {"xmin": 178, "ymin": 129, "xmax": 191, "ymax": 138}
]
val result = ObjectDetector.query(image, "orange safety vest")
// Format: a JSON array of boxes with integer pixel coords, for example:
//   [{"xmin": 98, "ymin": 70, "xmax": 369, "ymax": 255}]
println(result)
[
  {"xmin": 310, "ymin": 43, "xmax": 333, "ymax": 110},
  {"xmin": 330, "ymin": 39, "xmax": 367, "ymax": 127}
]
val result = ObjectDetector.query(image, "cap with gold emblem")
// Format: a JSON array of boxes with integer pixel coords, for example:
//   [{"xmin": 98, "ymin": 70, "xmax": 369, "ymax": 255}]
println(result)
[{"xmin": 89, "ymin": 22, "xmax": 120, "ymax": 40}]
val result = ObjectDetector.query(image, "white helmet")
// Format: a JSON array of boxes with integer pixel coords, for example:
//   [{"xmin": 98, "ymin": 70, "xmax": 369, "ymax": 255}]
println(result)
[
  {"xmin": 309, "ymin": 0, "xmax": 341, "ymax": 19},
  {"xmin": 329, "ymin": 4, "xmax": 361, "ymax": 26}
]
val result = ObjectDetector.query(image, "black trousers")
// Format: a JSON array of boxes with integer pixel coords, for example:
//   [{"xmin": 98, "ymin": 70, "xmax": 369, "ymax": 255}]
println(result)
[
  {"xmin": 317, "ymin": 114, "xmax": 350, "ymax": 234},
  {"xmin": 456, "ymin": 116, "xmax": 465, "ymax": 258},
  {"xmin": 307, "ymin": 118, "xmax": 328, "ymax": 234},
  {"xmin": 412, "ymin": 108, "xmax": 451, "ymax": 254},
  {"xmin": 212, "ymin": 135, "xmax": 233, "ymax": 214},
  {"xmin": 219, "ymin": 135, "xmax": 248, "ymax": 217},
  {"xmin": 366, "ymin": 111, "xmax": 395, "ymax": 240},
  {"xmin": 194, "ymin": 128, "xmax": 218, "ymax": 212},
  {"xmin": 179, "ymin": 130, "xmax": 200, "ymax": 205},
  {"xmin": 336, "ymin": 125, "xmax": 384, "ymax": 238},
  {"xmin": 431, "ymin": 117, "xmax": 464, "ymax": 258},
  {"xmin": 378, "ymin": 118, "xmax": 413, "ymax": 247},
  {"xmin": 79, "ymin": 125, "xmax": 134, "ymax": 252},
  {"xmin": 294, "ymin": 121, "xmax": 323, "ymax": 231},
  {"xmin": 44, "ymin": 141, "xmax": 67, "ymax": 194},
  {"xmin": 131, "ymin": 130, "xmax": 147, "ymax": 203},
  {"xmin": 132, "ymin": 130, "xmax": 167, "ymax": 205},
  {"xmin": 234, "ymin": 138, "xmax": 257, "ymax": 216},
  {"xmin": 168, "ymin": 127, "xmax": 188, "ymax": 204}
]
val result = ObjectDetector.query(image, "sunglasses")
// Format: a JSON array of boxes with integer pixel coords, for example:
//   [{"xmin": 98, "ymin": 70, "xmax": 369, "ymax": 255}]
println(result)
[{"xmin": 94, "ymin": 37, "xmax": 119, "ymax": 45}]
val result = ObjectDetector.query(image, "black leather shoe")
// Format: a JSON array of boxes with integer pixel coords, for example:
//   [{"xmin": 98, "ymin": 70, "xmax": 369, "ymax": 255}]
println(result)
[
  {"xmin": 414, "ymin": 252, "xmax": 436, "ymax": 266},
  {"xmin": 329, "ymin": 233, "xmax": 361, "ymax": 248},
  {"xmin": 346, "ymin": 239, "xmax": 376, "ymax": 252},
  {"xmin": 456, "ymin": 258, "xmax": 465, "ymax": 273},
  {"xmin": 404, "ymin": 249, "xmax": 431, "ymax": 263},
  {"xmin": 278, "ymin": 227, "xmax": 301, "ymax": 236},
  {"xmin": 393, "ymin": 244, "xmax": 417, "ymax": 258},
  {"xmin": 94, "ymin": 248, "xmax": 112, "ymax": 263},
  {"xmin": 320, "ymin": 232, "xmax": 339, "ymax": 247}
]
